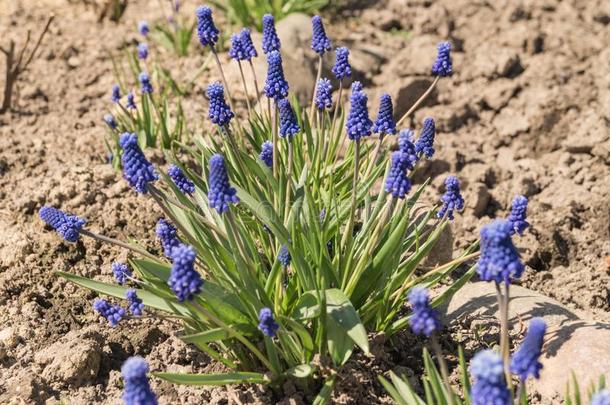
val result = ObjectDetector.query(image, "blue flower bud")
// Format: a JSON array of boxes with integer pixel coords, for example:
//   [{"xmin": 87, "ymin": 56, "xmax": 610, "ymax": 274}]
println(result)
[
  {"xmin": 477, "ymin": 219, "xmax": 525, "ymax": 284},
  {"xmin": 264, "ymin": 51, "xmax": 289, "ymax": 101},
  {"xmin": 139, "ymin": 72, "xmax": 153, "ymax": 94},
  {"xmin": 262, "ymin": 14, "xmax": 281, "ymax": 54},
  {"xmin": 112, "ymin": 262, "xmax": 132, "ymax": 285},
  {"xmin": 258, "ymin": 307, "xmax": 279, "ymax": 337},
  {"xmin": 311, "ymin": 15, "xmax": 331, "ymax": 55},
  {"xmin": 93, "ymin": 298, "xmax": 126, "ymax": 327},
  {"xmin": 39, "ymin": 206, "xmax": 86, "ymax": 243},
  {"xmin": 138, "ymin": 21, "xmax": 149, "ymax": 37},
  {"xmin": 510, "ymin": 318, "xmax": 546, "ymax": 381},
  {"xmin": 168, "ymin": 164, "xmax": 195, "ymax": 195},
  {"xmin": 137, "ymin": 43, "xmax": 148, "ymax": 60},
  {"xmin": 156, "ymin": 218, "xmax": 180, "ymax": 258},
  {"xmin": 315, "ymin": 78, "xmax": 333, "ymax": 111},
  {"xmin": 372, "ymin": 93, "xmax": 396, "ymax": 135},
  {"xmin": 438, "ymin": 176, "xmax": 464, "ymax": 220},
  {"xmin": 332, "ymin": 47, "xmax": 351, "ymax": 80},
  {"xmin": 208, "ymin": 154, "xmax": 239, "ymax": 214},
  {"xmin": 259, "ymin": 140, "xmax": 273, "ymax": 168},
  {"xmin": 507, "ymin": 195, "xmax": 529, "ymax": 236},
  {"xmin": 432, "ymin": 41, "xmax": 453, "ymax": 77},
  {"xmin": 345, "ymin": 83, "xmax": 372, "ymax": 141},
  {"xmin": 121, "ymin": 357, "xmax": 158, "ymax": 405},
  {"xmin": 278, "ymin": 98, "xmax": 300, "ymax": 138},
  {"xmin": 120, "ymin": 132, "xmax": 158, "ymax": 193},
  {"xmin": 415, "ymin": 117, "xmax": 436, "ymax": 158},
  {"xmin": 126, "ymin": 288, "xmax": 144, "ymax": 316},
  {"xmin": 196, "ymin": 6, "xmax": 219, "ymax": 47},
  {"xmin": 207, "ymin": 82, "xmax": 234, "ymax": 126},
  {"xmin": 385, "ymin": 151, "xmax": 412, "ymax": 199},
  {"xmin": 168, "ymin": 244, "xmax": 204, "ymax": 302},
  {"xmin": 408, "ymin": 286, "xmax": 442, "ymax": 337}
]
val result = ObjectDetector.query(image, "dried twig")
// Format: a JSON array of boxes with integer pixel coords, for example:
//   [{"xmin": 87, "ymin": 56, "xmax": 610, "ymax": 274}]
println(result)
[
  {"xmin": 98, "ymin": 0, "xmax": 129, "ymax": 23},
  {"xmin": 1, "ymin": 15, "xmax": 54, "ymax": 113}
]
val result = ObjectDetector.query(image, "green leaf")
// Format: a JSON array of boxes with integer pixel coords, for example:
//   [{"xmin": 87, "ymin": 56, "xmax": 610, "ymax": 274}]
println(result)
[
  {"xmin": 312, "ymin": 374, "xmax": 337, "ymax": 405},
  {"xmin": 284, "ymin": 364, "xmax": 314, "ymax": 378},
  {"xmin": 181, "ymin": 328, "xmax": 231, "ymax": 345},
  {"xmin": 154, "ymin": 371, "xmax": 270, "ymax": 386}
]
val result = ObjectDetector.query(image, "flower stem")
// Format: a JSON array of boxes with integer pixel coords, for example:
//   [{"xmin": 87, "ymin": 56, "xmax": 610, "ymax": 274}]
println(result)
[
  {"xmin": 329, "ymin": 80, "xmax": 343, "ymax": 141},
  {"xmin": 495, "ymin": 282, "xmax": 513, "ymax": 390},
  {"xmin": 248, "ymin": 59, "xmax": 262, "ymax": 115},
  {"xmin": 237, "ymin": 60, "xmax": 252, "ymax": 120},
  {"xmin": 79, "ymin": 229, "xmax": 157, "ymax": 261},
  {"xmin": 272, "ymin": 102, "xmax": 279, "ymax": 178},
  {"xmin": 284, "ymin": 136, "xmax": 293, "ymax": 224},
  {"xmin": 309, "ymin": 55, "xmax": 323, "ymax": 121},
  {"xmin": 210, "ymin": 46, "xmax": 235, "ymax": 114},
  {"xmin": 430, "ymin": 334, "xmax": 455, "ymax": 405},
  {"xmin": 341, "ymin": 139, "xmax": 360, "ymax": 254},
  {"xmin": 364, "ymin": 133, "xmax": 385, "ymax": 178},
  {"xmin": 396, "ymin": 76, "xmax": 440, "ymax": 127}
]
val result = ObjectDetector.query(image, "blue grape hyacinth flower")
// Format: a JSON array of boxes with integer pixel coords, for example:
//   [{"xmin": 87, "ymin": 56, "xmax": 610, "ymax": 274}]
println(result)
[
  {"xmin": 397, "ymin": 129, "xmax": 419, "ymax": 170},
  {"xmin": 432, "ymin": 41, "xmax": 453, "ymax": 77},
  {"xmin": 259, "ymin": 140, "xmax": 273, "ymax": 168},
  {"xmin": 408, "ymin": 286, "xmax": 442, "ymax": 337},
  {"xmin": 138, "ymin": 21, "xmax": 149, "ymax": 37},
  {"xmin": 415, "ymin": 117, "xmax": 436, "ymax": 158},
  {"xmin": 591, "ymin": 390, "xmax": 610, "ymax": 405},
  {"xmin": 137, "ymin": 43, "xmax": 148, "ymax": 60},
  {"xmin": 278, "ymin": 245, "xmax": 291, "ymax": 267},
  {"xmin": 228, "ymin": 33, "xmax": 247, "ymax": 61},
  {"xmin": 507, "ymin": 195, "xmax": 529, "ymax": 236},
  {"xmin": 438, "ymin": 176, "xmax": 465, "ymax": 220},
  {"xmin": 262, "ymin": 14, "xmax": 281, "ymax": 54},
  {"xmin": 139, "ymin": 72, "xmax": 153, "ymax": 94},
  {"xmin": 345, "ymin": 83, "xmax": 372, "ymax": 141},
  {"xmin": 156, "ymin": 218, "xmax": 181, "ymax": 258},
  {"xmin": 372, "ymin": 93, "xmax": 397, "ymax": 135},
  {"xmin": 126, "ymin": 92, "xmax": 136, "ymax": 110},
  {"xmin": 240, "ymin": 28, "xmax": 257, "ymax": 60},
  {"xmin": 121, "ymin": 357, "xmax": 158, "ymax": 405},
  {"xmin": 39, "ymin": 206, "xmax": 86, "ymax": 243},
  {"xmin": 207, "ymin": 82, "xmax": 234, "ymax": 126},
  {"xmin": 120, "ymin": 132, "xmax": 158, "ymax": 193},
  {"xmin": 126, "ymin": 288, "xmax": 144, "ymax": 316},
  {"xmin": 208, "ymin": 154, "xmax": 239, "ymax": 214},
  {"xmin": 264, "ymin": 50, "xmax": 289, "ymax": 101},
  {"xmin": 111, "ymin": 84, "xmax": 121, "ymax": 103},
  {"xmin": 510, "ymin": 317, "xmax": 546, "ymax": 381},
  {"xmin": 315, "ymin": 78, "xmax": 333, "ymax": 110},
  {"xmin": 112, "ymin": 262, "xmax": 132, "ymax": 285},
  {"xmin": 258, "ymin": 307, "xmax": 279, "ymax": 337},
  {"xmin": 311, "ymin": 15, "xmax": 331, "ymax": 55},
  {"xmin": 385, "ymin": 151, "xmax": 412, "ymax": 199},
  {"xmin": 332, "ymin": 47, "xmax": 351, "ymax": 80},
  {"xmin": 93, "ymin": 298, "xmax": 126, "ymax": 327},
  {"xmin": 168, "ymin": 164, "xmax": 195, "ymax": 195},
  {"xmin": 168, "ymin": 244, "xmax": 204, "ymax": 302},
  {"xmin": 104, "ymin": 113, "xmax": 117, "ymax": 129},
  {"xmin": 470, "ymin": 350, "xmax": 511, "ymax": 405},
  {"xmin": 196, "ymin": 6, "xmax": 219, "ymax": 48},
  {"xmin": 278, "ymin": 98, "xmax": 300, "ymax": 138},
  {"xmin": 477, "ymin": 219, "xmax": 525, "ymax": 284}
]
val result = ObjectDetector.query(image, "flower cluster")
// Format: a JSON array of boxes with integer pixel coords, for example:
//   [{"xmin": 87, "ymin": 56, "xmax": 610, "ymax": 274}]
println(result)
[
  {"xmin": 104, "ymin": 113, "xmax": 117, "ymax": 129},
  {"xmin": 345, "ymin": 83, "xmax": 372, "ymax": 141},
  {"xmin": 437, "ymin": 176, "xmax": 464, "ymax": 220},
  {"xmin": 258, "ymin": 307, "xmax": 279, "ymax": 337},
  {"xmin": 229, "ymin": 29, "xmax": 258, "ymax": 61},
  {"xmin": 311, "ymin": 15, "xmax": 331, "ymax": 55},
  {"xmin": 126, "ymin": 288, "xmax": 144, "ymax": 316},
  {"xmin": 93, "ymin": 298, "xmax": 126, "ymax": 327},
  {"xmin": 156, "ymin": 218, "xmax": 181, "ymax": 258},
  {"xmin": 168, "ymin": 164, "xmax": 195, "ymax": 195},
  {"xmin": 372, "ymin": 93, "xmax": 396, "ymax": 135},
  {"xmin": 591, "ymin": 390, "xmax": 610, "ymax": 405},
  {"xmin": 121, "ymin": 357, "xmax": 158, "ymax": 405},
  {"xmin": 332, "ymin": 47, "xmax": 351, "ymax": 80},
  {"xmin": 39, "ymin": 206, "xmax": 86, "ymax": 243},
  {"xmin": 507, "ymin": 195, "xmax": 529, "ymax": 236},
  {"xmin": 207, "ymin": 82, "xmax": 234, "ymax": 126},
  {"xmin": 208, "ymin": 154, "xmax": 239, "ymax": 214},
  {"xmin": 397, "ymin": 129, "xmax": 419, "ymax": 170},
  {"xmin": 315, "ymin": 78, "xmax": 333, "ymax": 110},
  {"xmin": 278, "ymin": 98, "xmax": 300, "ymax": 138},
  {"xmin": 168, "ymin": 244, "xmax": 204, "ymax": 302},
  {"xmin": 139, "ymin": 72, "xmax": 153, "ymax": 94},
  {"xmin": 196, "ymin": 6, "xmax": 219, "ymax": 47},
  {"xmin": 111, "ymin": 84, "xmax": 121, "ymax": 103},
  {"xmin": 415, "ymin": 117, "xmax": 436, "ymax": 158},
  {"xmin": 120, "ymin": 132, "xmax": 158, "ymax": 193},
  {"xmin": 264, "ymin": 51, "xmax": 289, "ymax": 101},
  {"xmin": 432, "ymin": 41, "xmax": 453, "ymax": 77},
  {"xmin": 408, "ymin": 286, "xmax": 441, "ymax": 337},
  {"xmin": 477, "ymin": 219, "xmax": 525, "ymax": 284},
  {"xmin": 112, "ymin": 262, "xmax": 132, "ymax": 285},
  {"xmin": 138, "ymin": 21, "xmax": 149, "ymax": 37},
  {"xmin": 262, "ymin": 14, "xmax": 280, "ymax": 54},
  {"xmin": 470, "ymin": 350, "xmax": 511, "ymax": 405},
  {"xmin": 126, "ymin": 92, "xmax": 136, "ymax": 110},
  {"xmin": 385, "ymin": 151, "xmax": 412, "ymax": 199},
  {"xmin": 259, "ymin": 141, "xmax": 273, "ymax": 168},
  {"xmin": 278, "ymin": 245, "xmax": 291, "ymax": 267},
  {"xmin": 510, "ymin": 317, "xmax": 546, "ymax": 381},
  {"xmin": 137, "ymin": 43, "xmax": 148, "ymax": 60}
]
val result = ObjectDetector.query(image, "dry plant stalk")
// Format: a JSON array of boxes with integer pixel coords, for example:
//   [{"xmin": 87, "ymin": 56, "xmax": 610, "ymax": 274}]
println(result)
[
  {"xmin": 0, "ymin": 15, "xmax": 54, "ymax": 113},
  {"xmin": 98, "ymin": 0, "xmax": 129, "ymax": 23}
]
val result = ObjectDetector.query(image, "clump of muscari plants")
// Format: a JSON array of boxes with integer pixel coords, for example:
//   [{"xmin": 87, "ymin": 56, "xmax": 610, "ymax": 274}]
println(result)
[{"xmin": 40, "ymin": 6, "xmax": 606, "ymax": 404}]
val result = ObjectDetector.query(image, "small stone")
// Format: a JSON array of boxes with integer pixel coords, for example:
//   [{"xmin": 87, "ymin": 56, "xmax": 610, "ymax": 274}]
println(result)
[
  {"xmin": 0, "ymin": 327, "xmax": 19, "ymax": 349},
  {"xmin": 466, "ymin": 182, "xmax": 491, "ymax": 217},
  {"xmin": 388, "ymin": 77, "xmax": 439, "ymax": 119}
]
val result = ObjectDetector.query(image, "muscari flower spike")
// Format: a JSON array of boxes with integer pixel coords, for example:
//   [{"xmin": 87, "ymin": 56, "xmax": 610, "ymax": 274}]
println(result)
[
  {"xmin": 240, "ymin": 28, "xmax": 257, "ymax": 60},
  {"xmin": 104, "ymin": 113, "xmax": 117, "ymax": 129},
  {"xmin": 137, "ymin": 42, "xmax": 148, "ymax": 60},
  {"xmin": 156, "ymin": 218, "xmax": 180, "ymax": 258},
  {"xmin": 259, "ymin": 140, "xmax": 273, "ymax": 168},
  {"xmin": 345, "ymin": 82, "xmax": 372, "ymax": 141},
  {"xmin": 196, "ymin": 6, "xmax": 219, "ymax": 48},
  {"xmin": 39, "ymin": 206, "xmax": 86, "ymax": 243},
  {"xmin": 278, "ymin": 98, "xmax": 300, "ymax": 138},
  {"xmin": 138, "ymin": 21, "xmax": 149, "ymax": 37},
  {"xmin": 229, "ymin": 33, "xmax": 248, "ymax": 61},
  {"xmin": 432, "ymin": 41, "xmax": 453, "ymax": 77},
  {"xmin": 278, "ymin": 245, "xmax": 291, "ymax": 267},
  {"xmin": 168, "ymin": 244, "xmax": 203, "ymax": 302},
  {"xmin": 315, "ymin": 78, "xmax": 333, "ymax": 111},
  {"xmin": 332, "ymin": 47, "xmax": 351, "ymax": 80},
  {"xmin": 415, "ymin": 117, "xmax": 436, "ymax": 158},
  {"xmin": 208, "ymin": 154, "xmax": 239, "ymax": 214},
  {"xmin": 398, "ymin": 129, "xmax": 419, "ymax": 170},
  {"xmin": 126, "ymin": 92, "xmax": 136, "ymax": 110},
  {"xmin": 126, "ymin": 288, "xmax": 144, "ymax": 316},
  {"xmin": 111, "ymin": 84, "xmax": 121, "ymax": 103},
  {"xmin": 168, "ymin": 164, "xmax": 195, "ymax": 195},
  {"xmin": 385, "ymin": 151, "xmax": 412, "ymax": 199},
  {"xmin": 93, "ymin": 298, "xmax": 126, "ymax": 327},
  {"xmin": 591, "ymin": 390, "xmax": 610, "ymax": 405},
  {"xmin": 372, "ymin": 93, "xmax": 397, "ymax": 135},
  {"xmin": 121, "ymin": 357, "xmax": 158, "ymax": 405},
  {"xmin": 507, "ymin": 195, "xmax": 529, "ymax": 236},
  {"xmin": 262, "ymin": 14, "xmax": 281, "ymax": 54},
  {"xmin": 258, "ymin": 307, "xmax": 279, "ymax": 337},
  {"xmin": 470, "ymin": 350, "xmax": 511, "ymax": 405},
  {"xmin": 120, "ymin": 132, "xmax": 158, "ymax": 193},
  {"xmin": 510, "ymin": 317, "xmax": 546, "ymax": 381},
  {"xmin": 139, "ymin": 72, "xmax": 153, "ymax": 94},
  {"xmin": 408, "ymin": 286, "xmax": 442, "ymax": 337},
  {"xmin": 438, "ymin": 176, "xmax": 465, "ymax": 220},
  {"xmin": 477, "ymin": 219, "xmax": 525, "ymax": 284},
  {"xmin": 311, "ymin": 15, "xmax": 331, "ymax": 55},
  {"xmin": 112, "ymin": 262, "xmax": 132, "ymax": 285},
  {"xmin": 264, "ymin": 50, "xmax": 289, "ymax": 101},
  {"xmin": 207, "ymin": 82, "xmax": 234, "ymax": 126}
]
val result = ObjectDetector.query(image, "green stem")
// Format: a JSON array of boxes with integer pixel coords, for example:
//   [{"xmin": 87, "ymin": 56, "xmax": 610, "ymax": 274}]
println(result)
[
  {"xmin": 341, "ymin": 139, "xmax": 360, "ymax": 251},
  {"xmin": 431, "ymin": 335, "xmax": 456, "ymax": 405},
  {"xmin": 309, "ymin": 55, "xmax": 323, "ymax": 121},
  {"xmin": 248, "ymin": 59, "xmax": 262, "ymax": 115},
  {"xmin": 272, "ymin": 102, "xmax": 279, "ymax": 178},
  {"xmin": 210, "ymin": 46, "xmax": 235, "ymax": 114},
  {"xmin": 237, "ymin": 60, "xmax": 252, "ymax": 120},
  {"xmin": 284, "ymin": 136, "xmax": 293, "ymax": 224}
]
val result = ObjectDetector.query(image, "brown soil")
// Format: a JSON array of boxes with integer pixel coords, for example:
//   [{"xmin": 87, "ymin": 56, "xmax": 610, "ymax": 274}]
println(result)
[{"xmin": 0, "ymin": 0, "xmax": 608, "ymax": 403}]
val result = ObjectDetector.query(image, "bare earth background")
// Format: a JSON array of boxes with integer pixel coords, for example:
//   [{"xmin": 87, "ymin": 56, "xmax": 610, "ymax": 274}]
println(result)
[{"xmin": 0, "ymin": 0, "xmax": 608, "ymax": 403}]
